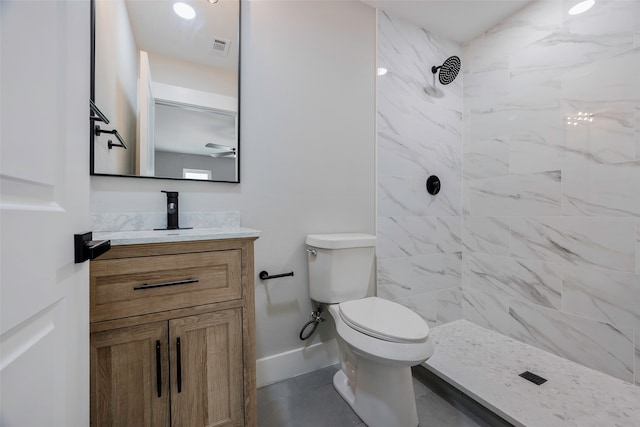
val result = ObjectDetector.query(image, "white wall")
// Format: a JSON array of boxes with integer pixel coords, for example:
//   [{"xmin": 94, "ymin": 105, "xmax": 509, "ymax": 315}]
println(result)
[
  {"xmin": 94, "ymin": 0, "xmax": 137, "ymax": 175},
  {"xmin": 91, "ymin": 0, "xmax": 376, "ymax": 377},
  {"xmin": 148, "ymin": 52, "xmax": 237, "ymax": 97}
]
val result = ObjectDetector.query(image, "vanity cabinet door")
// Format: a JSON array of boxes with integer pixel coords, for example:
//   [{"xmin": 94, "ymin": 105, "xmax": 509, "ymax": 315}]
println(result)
[
  {"xmin": 169, "ymin": 308, "xmax": 244, "ymax": 427},
  {"xmin": 90, "ymin": 321, "xmax": 170, "ymax": 427}
]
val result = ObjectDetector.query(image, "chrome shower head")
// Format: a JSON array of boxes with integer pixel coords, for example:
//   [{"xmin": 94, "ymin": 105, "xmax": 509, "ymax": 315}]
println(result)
[{"xmin": 431, "ymin": 55, "xmax": 461, "ymax": 85}]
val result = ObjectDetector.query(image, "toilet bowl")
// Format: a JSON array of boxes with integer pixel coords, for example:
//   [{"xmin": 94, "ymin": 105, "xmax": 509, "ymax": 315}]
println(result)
[
  {"xmin": 330, "ymin": 298, "xmax": 434, "ymax": 365},
  {"xmin": 328, "ymin": 299, "xmax": 433, "ymax": 427},
  {"xmin": 306, "ymin": 233, "xmax": 434, "ymax": 427}
]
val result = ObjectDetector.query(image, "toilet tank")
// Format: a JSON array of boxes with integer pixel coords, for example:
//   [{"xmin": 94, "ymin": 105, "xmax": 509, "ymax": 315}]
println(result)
[{"xmin": 306, "ymin": 233, "xmax": 376, "ymax": 304}]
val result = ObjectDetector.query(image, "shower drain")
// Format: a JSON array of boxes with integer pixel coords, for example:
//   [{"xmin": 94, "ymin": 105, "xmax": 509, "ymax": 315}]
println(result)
[{"xmin": 519, "ymin": 371, "xmax": 547, "ymax": 385}]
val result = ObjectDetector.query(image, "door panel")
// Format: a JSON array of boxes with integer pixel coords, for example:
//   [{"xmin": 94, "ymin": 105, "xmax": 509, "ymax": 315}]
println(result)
[
  {"xmin": 91, "ymin": 322, "xmax": 170, "ymax": 427},
  {"xmin": 0, "ymin": 0, "xmax": 90, "ymax": 425},
  {"xmin": 0, "ymin": 305, "xmax": 62, "ymax": 426},
  {"xmin": 170, "ymin": 309, "xmax": 244, "ymax": 427}
]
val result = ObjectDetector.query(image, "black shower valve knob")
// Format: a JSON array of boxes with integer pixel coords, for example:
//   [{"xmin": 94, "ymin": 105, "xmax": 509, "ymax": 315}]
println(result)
[{"xmin": 426, "ymin": 175, "xmax": 441, "ymax": 195}]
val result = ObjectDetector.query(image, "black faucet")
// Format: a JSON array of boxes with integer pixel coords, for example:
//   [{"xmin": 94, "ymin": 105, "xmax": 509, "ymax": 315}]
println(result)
[{"xmin": 162, "ymin": 190, "xmax": 180, "ymax": 229}]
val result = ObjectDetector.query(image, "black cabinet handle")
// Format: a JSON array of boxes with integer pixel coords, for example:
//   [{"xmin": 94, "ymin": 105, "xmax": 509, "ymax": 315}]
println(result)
[
  {"xmin": 133, "ymin": 278, "xmax": 199, "ymax": 290},
  {"xmin": 155, "ymin": 340, "xmax": 162, "ymax": 398},
  {"xmin": 176, "ymin": 337, "xmax": 182, "ymax": 393}
]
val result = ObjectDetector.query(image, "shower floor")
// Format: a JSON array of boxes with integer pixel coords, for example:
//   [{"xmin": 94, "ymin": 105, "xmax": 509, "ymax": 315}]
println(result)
[{"xmin": 423, "ymin": 320, "xmax": 640, "ymax": 427}]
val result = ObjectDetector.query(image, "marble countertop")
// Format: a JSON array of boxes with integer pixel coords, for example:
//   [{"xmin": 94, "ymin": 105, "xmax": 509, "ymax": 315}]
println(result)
[{"xmin": 94, "ymin": 227, "xmax": 260, "ymax": 246}]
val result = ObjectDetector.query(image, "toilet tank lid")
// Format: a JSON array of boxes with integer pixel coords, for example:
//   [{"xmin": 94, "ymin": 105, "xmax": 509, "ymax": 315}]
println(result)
[{"xmin": 306, "ymin": 233, "xmax": 376, "ymax": 249}]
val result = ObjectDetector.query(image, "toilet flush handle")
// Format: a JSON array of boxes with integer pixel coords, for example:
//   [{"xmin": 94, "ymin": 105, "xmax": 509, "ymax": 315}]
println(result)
[{"xmin": 306, "ymin": 247, "xmax": 317, "ymax": 256}]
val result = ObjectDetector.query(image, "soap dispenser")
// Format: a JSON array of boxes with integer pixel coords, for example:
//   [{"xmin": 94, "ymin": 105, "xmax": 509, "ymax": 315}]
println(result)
[{"xmin": 162, "ymin": 190, "xmax": 180, "ymax": 230}]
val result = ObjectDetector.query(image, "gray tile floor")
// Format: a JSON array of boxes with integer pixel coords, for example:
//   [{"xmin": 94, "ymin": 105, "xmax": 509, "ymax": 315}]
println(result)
[{"xmin": 257, "ymin": 365, "xmax": 490, "ymax": 427}]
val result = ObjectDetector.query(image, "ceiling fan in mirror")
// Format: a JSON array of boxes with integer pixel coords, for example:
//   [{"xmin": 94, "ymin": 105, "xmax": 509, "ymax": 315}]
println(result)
[{"xmin": 205, "ymin": 143, "xmax": 237, "ymax": 158}]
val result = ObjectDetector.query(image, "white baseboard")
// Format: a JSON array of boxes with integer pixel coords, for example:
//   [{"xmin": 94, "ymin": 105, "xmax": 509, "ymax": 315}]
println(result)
[{"xmin": 256, "ymin": 339, "xmax": 340, "ymax": 388}]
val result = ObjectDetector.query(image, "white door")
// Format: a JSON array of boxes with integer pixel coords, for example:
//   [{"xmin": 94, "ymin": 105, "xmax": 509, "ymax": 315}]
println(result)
[{"xmin": 1, "ymin": 1, "xmax": 90, "ymax": 426}]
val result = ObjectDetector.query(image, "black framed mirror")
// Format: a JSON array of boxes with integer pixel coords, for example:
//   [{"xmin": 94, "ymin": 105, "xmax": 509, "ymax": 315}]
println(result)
[{"xmin": 90, "ymin": 0, "xmax": 240, "ymax": 182}]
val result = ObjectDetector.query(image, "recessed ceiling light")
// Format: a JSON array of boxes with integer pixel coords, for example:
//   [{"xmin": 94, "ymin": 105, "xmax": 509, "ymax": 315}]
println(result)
[
  {"xmin": 568, "ymin": 0, "xmax": 595, "ymax": 15},
  {"xmin": 173, "ymin": 2, "xmax": 196, "ymax": 20},
  {"xmin": 377, "ymin": 67, "xmax": 388, "ymax": 76},
  {"xmin": 206, "ymin": 0, "xmax": 219, "ymax": 3}
]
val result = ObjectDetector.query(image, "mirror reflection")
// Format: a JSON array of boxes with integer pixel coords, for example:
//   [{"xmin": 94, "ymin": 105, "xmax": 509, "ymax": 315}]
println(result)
[{"xmin": 91, "ymin": 0, "xmax": 240, "ymax": 182}]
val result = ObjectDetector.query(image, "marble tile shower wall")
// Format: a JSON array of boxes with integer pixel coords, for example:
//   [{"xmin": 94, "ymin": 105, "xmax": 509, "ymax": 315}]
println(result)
[
  {"xmin": 463, "ymin": 0, "xmax": 640, "ymax": 385},
  {"xmin": 376, "ymin": 13, "xmax": 464, "ymax": 327}
]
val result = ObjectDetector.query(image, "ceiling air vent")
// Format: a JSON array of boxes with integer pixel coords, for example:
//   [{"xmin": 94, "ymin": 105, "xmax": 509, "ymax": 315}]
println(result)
[{"xmin": 210, "ymin": 36, "xmax": 231, "ymax": 57}]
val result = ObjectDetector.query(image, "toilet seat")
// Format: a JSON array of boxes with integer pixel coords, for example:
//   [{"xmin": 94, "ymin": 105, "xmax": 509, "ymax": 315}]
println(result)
[{"xmin": 338, "ymin": 297, "xmax": 429, "ymax": 343}]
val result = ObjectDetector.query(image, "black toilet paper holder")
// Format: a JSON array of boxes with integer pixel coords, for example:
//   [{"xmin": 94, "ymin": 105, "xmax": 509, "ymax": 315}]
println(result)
[{"xmin": 259, "ymin": 270, "xmax": 294, "ymax": 281}]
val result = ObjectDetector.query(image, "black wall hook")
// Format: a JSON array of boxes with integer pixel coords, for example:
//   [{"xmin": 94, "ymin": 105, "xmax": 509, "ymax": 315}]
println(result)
[
  {"xmin": 107, "ymin": 140, "xmax": 126, "ymax": 149},
  {"xmin": 95, "ymin": 125, "xmax": 128, "ymax": 149}
]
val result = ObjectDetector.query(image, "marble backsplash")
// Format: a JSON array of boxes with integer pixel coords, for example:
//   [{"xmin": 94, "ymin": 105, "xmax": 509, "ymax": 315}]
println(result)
[{"xmin": 91, "ymin": 211, "xmax": 241, "ymax": 232}]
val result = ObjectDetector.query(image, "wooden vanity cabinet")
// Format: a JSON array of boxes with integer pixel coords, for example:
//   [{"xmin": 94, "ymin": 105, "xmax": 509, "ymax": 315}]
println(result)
[{"xmin": 89, "ymin": 238, "xmax": 257, "ymax": 427}]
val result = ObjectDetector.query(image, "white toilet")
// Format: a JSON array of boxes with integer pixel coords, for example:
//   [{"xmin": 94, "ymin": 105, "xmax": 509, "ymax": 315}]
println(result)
[{"xmin": 306, "ymin": 233, "xmax": 434, "ymax": 427}]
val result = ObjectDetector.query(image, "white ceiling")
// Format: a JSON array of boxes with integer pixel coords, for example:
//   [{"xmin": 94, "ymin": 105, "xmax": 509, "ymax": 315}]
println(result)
[
  {"xmin": 362, "ymin": 0, "xmax": 532, "ymax": 43},
  {"xmin": 125, "ymin": 0, "xmax": 530, "ymax": 69},
  {"xmin": 124, "ymin": 0, "xmax": 533, "ymax": 156},
  {"xmin": 125, "ymin": 0, "xmax": 239, "ymax": 71}
]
